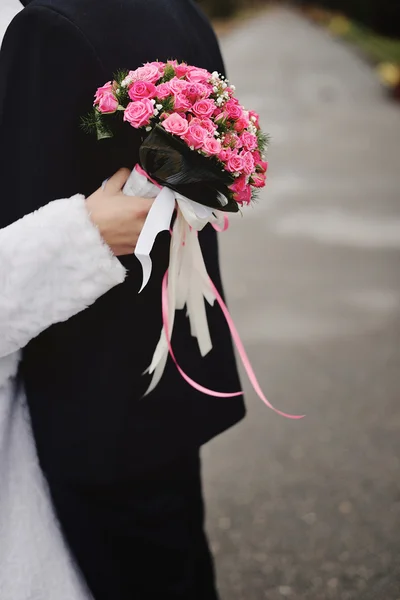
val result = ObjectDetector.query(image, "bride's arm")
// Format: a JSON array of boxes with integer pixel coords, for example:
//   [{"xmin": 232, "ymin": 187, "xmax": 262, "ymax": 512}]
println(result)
[
  {"xmin": 0, "ymin": 171, "xmax": 153, "ymax": 359},
  {"xmin": 0, "ymin": 195, "xmax": 124, "ymax": 359}
]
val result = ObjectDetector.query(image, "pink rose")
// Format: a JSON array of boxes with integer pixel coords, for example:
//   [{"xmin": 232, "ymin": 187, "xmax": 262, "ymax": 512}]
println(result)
[
  {"xmin": 94, "ymin": 81, "xmax": 113, "ymax": 105},
  {"xmin": 188, "ymin": 118, "xmax": 214, "ymax": 134},
  {"xmin": 147, "ymin": 61, "xmax": 165, "ymax": 72},
  {"xmin": 184, "ymin": 84, "xmax": 199, "ymax": 103},
  {"xmin": 240, "ymin": 132, "xmax": 258, "ymax": 152},
  {"xmin": 174, "ymin": 93, "xmax": 192, "ymax": 112},
  {"xmin": 235, "ymin": 185, "xmax": 252, "ymax": 205},
  {"xmin": 129, "ymin": 64, "xmax": 160, "ymax": 84},
  {"xmin": 218, "ymin": 147, "xmax": 233, "ymax": 163},
  {"xmin": 203, "ymin": 137, "xmax": 222, "ymax": 156},
  {"xmin": 249, "ymin": 110, "xmax": 260, "ymax": 128},
  {"xmin": 199, "ymin": 118, "xmax": 216, "ymax": 135},
  {"xmin": 254, "ymin": 155, "xmax": 268, "ymax": 173},
  {"xmin": 184, "ymin": 124, "xmax": 208, "ymax": 149},
  {"xmin": 169, "ymin": 77, "xmax": 188, "ymax": 95},
  {"xmin": 203, "ymin": 83, "xmax": 214, "ymax": 96},
  {"xmin": 235, "ymin": 135, "xmax": 243, "ymax": 149},
  {"xmin": 128, "ymin": 80, "xmax": 157, "ymax": 101},
  {"xmin": 186, "ymin": 67, "xmax": 211, "ymax": 83},
  {"xmin": 199, "ymin": 83, "xmax": 212, "ymax": 97},
  {"xmin": 224, "ymin": 133, "xmax": 240, "ymax": 149},
  {"xmin": 168, "ymin": 60, "xmax": 189, "ymax": 78},
  {"xmin": 225, "ymin": 99, "xmax": 243, "ymax": 121},
  {"xmin": 252, "ymin": 151, "xmax": 262, "ymax": 166},
  {"xmin": 184, "ymin": 83, "xmax": 209, "ymax": 102},
  {"xmin": 156, "ymin": 82, "xmax": 173, "ymax": 99},
  {"xmin": 123, "ymin": 99, "xmax": 154, "ymax": 128},
  {"xmin": 192, "ymin": 99, "xmax": 216, "ymax": 119},
  {"xmin": 230, "ymin": 175, "xmax": 252, "ymax": 204},
  {"xmin": 241, "ymin": 151, "xmax": 255, "ymax": 176},
  {"xmin": 97, "ymin": 92, "xmax": 118, "ymax": 114},
  {"xmin": 234, "ymin": 117, "xmax": 249, "ymax": 133},
  {"xmin": 214, "ymin": 109, "xmax": 225, "ymax": 122},
  {"xmin": 226, "ymin": 153, "xmax": 244, "ymax": 173},
  {"xmin": 162, "ymin": 113, "xmax": 189, "ymax": 137},
  {"xmin": 252, "ymin": 172, "xmax": 267, "ymax": 188},
  {"xmin": 176, "ymin": 65, "xmax": 189, "ymax": 78},
  {"xmin": 230, "ymin": 174, "xmax": 247, "ymax": 195}
]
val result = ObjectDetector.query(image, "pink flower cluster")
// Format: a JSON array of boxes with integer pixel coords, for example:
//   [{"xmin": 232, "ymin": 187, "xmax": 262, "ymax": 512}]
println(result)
[
  {"xmin": 94, "ymin": 61, "xmax": 268, "ymax": 204},
  {"xmin": 94, "ymin": 82, "xmax": 119, "ymax": 114}
]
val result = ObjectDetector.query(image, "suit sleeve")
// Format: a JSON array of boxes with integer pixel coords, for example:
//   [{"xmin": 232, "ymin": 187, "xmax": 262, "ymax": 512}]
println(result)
[{"xmin": 0, "ymin": 6, "xmax": 108, "ymax": 229}]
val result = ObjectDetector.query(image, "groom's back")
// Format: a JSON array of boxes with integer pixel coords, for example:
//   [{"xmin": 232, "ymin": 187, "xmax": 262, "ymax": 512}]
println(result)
[
  {"xmin": 1, "ymin": 0, "xmax": 245, "ymax": 483},
  {"xmin": 37, "ymin": 0, "xmax": 225, "ymax": 78}
]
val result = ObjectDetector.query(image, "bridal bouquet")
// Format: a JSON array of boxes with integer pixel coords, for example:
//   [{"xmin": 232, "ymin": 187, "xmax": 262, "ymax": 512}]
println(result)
[
  {"xmin": 87, "ymin": 61, "xmax": 268, "ymax": 205},
  {"xmin": 84, "ymin": 61, "xmax": 302, "ymax": 419}
]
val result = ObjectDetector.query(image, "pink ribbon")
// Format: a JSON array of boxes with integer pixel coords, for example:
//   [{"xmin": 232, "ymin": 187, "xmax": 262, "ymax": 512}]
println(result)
[
  {"xmin": 135, "ymin": 164, "xmax": 162, "ymax": 189},
  {"xmin": 162, "ymin": 272, "xmax": 242, "ymax": 398},
  {"xmin": 212, "ymin": 214, "xmax": 230, "ymax": 233},
  {"xmin": 162, "ymin": 271, "xmax": 305, "ymax": 420}
]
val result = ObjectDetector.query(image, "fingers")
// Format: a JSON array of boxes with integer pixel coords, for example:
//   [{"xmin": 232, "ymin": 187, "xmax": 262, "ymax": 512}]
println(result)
[{"xmin": 104, "ymin": 168, "xmax": 131, "ymax": 194}]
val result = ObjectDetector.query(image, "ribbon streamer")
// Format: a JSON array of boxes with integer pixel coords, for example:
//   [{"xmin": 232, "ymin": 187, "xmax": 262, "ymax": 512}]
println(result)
[{"xmin": 161, "ymin": 272, "xmax": 304, "ymax": 419}]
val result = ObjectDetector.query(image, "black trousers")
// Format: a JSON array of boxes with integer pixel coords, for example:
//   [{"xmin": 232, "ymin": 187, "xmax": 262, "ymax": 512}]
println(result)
[{"xmin": 48, "ymin": 453, "xmax": 219, "ymax": 600}]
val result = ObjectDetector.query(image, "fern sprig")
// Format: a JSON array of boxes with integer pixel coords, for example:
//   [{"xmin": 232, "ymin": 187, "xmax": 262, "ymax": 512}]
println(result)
[
  {"xmin": 81, "ymin": 109, "xmax": 114, "ymax": 140},
  {"xmin": 256, "ymin": 130, "xmax": 270, "ymax": 154}
]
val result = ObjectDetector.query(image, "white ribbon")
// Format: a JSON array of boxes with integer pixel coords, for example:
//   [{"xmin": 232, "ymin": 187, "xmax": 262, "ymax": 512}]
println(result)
[{"xmin": 123, "ymin": 167, "xmax": 222, "ymax": 394}]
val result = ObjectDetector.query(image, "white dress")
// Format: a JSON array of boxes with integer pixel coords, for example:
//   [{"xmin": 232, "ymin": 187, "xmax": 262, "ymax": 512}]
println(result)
[{"xmin": 0, "ymin": 195, "xmax": 126, "ymax": 599}]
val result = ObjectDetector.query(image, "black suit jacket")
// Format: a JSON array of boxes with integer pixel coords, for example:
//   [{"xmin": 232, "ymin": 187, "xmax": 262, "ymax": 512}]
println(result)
[{"xmin": 0, "ymin": 0, "xmax": 245, "ymax": 483}]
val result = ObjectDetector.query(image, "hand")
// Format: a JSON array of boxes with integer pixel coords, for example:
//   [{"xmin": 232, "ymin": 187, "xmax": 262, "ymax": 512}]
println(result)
[{"xmin": 86, "ymin": 169, "xmax": 154, "ymax": 256}]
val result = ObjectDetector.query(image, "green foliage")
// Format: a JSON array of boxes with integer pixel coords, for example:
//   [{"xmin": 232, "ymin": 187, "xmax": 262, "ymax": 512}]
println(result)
[
  {"xmin": 114, "ymin": 69, "xmax": 129, "ymax": 85},
  {"xmin": 300, "ymin": 0, "xmax": 400, "ymax": 37},
  {"xmin": 160, "ymin": 64, "xmax": 176, "ymax": 83},
  {"xmin": 81, "ymin": 109, "xmax": 114, "ymax": 141},
  {"xmin": 345, "ymin": 23, "xmax": 400, "ymax": 63},
  {"xmin": 80, "ymin": 111, "xmax": 97, "ymax": 136},
  {"xmin": 256, "ymin": 129, "xmax": 270, "ymax": 155},
  {"xmin": 113, "ymin": 70, "xmax": 130, "ymax": 107},
  {"xmin": 160, "ymin": 96, "xmax": 175, "ymax": 113}
]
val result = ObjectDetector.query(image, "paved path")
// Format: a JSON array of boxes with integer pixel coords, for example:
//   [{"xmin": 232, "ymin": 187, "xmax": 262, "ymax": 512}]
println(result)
[
  {"xmin": 1, "ymin": 4, "xmax": 400, "ymax": 600},
  {"xmin": 205, "ymin": 7, "xmax": 400, "ymax": 600}
]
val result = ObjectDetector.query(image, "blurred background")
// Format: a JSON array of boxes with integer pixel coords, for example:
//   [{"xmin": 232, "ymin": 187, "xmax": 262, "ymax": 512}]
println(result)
[
  {"xmin": 202, "ymin": 0, "xmax": 400, "ymax": 36},
  {"xmin": 1, "ymin": 1, "xmax": 400, "ymax": 599}
]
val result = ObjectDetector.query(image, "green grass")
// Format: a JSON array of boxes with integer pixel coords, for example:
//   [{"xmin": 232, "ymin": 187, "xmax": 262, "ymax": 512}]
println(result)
[{"xmin": 344, "ymin": 23, "xmax": 400, "ymax": 64}]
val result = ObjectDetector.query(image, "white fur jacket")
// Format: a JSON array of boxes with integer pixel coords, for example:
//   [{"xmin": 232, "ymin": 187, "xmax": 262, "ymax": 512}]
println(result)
[{"xmin": 0, "ymin": 195, "xmax": 127, "ymax": 600}]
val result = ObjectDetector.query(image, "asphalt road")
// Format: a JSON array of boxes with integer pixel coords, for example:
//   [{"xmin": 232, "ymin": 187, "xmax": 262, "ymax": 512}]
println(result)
[{"xmin": 1, "ymin": 4, "xmax": 400, "ymax": 600}]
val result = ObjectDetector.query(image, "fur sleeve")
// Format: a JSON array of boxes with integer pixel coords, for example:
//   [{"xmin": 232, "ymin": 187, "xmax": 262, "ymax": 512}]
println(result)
[{"xmin": 0, "ymin": 195, "xmax": 126, "ymax": 358}]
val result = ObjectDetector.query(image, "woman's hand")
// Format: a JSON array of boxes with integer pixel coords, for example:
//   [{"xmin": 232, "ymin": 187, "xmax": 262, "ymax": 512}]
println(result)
[{"xmin": 86, "ymin": 169, "xmax": 154, "ymax": 256}]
